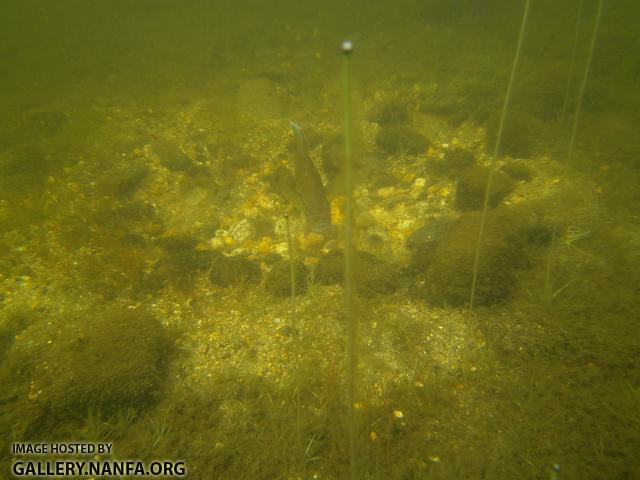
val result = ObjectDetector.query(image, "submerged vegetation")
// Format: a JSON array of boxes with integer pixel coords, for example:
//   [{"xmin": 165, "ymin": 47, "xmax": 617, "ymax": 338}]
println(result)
[{"xmin": 0, "ymin": 0, "xmax": 639, "ymax": 478}]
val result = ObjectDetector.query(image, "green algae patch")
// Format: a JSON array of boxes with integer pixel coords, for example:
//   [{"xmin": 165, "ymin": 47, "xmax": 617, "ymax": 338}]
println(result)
[
  {"xmin": 423, "ymin": 208, "xmax": 527, "ymax": 306},
  {"xmin": 2, "ymin": 308, "xmax": 170, "ymax": 425}
]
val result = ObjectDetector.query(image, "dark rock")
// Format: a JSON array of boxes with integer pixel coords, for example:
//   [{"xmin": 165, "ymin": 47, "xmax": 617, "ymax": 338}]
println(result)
[
  {"xmin": 160, "ymin": 235, "xmax": 217, "ymax": 272},
  {"xmin": 422, "ymin": 208, "xmax": 527, "ymax": 306},
  {"xmin": 97, "ymin": 160, "xmax": 150, "ymax": 199},
  {"xmin": 265, "ymin": 260, "xmax": 309, "ymax": 297},
  {"xmin": 455, "ymin": 166, "xmax": 515, "ymax": 211},
  {"xmin": 376, "ymin": 125, "xmax": 429, "ymax": 155},
  {"xmin": 485, "ymin": 110, "xmax": 543, "ymax": 158},
  {"xmin": 316, "ymin": 250, "xmax": 399, "ymax": 297},
  {"xmin": 22, "ymin": 109, "xmax": 69, "ymax": 136},
  {"xmin": 209, "ymin": 255, "xmax": 261, "ymax": 287},
  {"xmin": 370, "ymin": 99, "xmax": 410, "ymax": 125},
  {"xmin": 444, "ymin": 148, "xmax": 476, "ymax": 172},
  {"xmin": 253, "ymin": 217, "xmax": 274, "ymax": 239},
  {"xmin": 428, "ymin": 148, "xmax": 476, "ymax": 177},
  {"xmin": 0, "ymin": 145, "xmax": 51, "ymax": 177},
  {"xmin": 0, "ymin": 309, "xmax": 31, "ymax": 362},
  {"xmin": 2, "ymin": 308, "xmax": 169, "ymax": 417},
  {"xmin": 406, "ymin": 217, "xmax": 453, "ymax": 272},
  {"xmin": 513, "ymin": 66, "xmax": 567, "ymax": 120},
  {"xmin": 154, "ymin": 140, "xmax": 193, "ymax": 173},
  {"xmin": 157, "ymin": 236, "xmax": 220, "ymax": 291},
  {"xmin": 501, "ymin": 161, "xmax": 533, "ymax": 181},
  {"xmin": 419, "ymin": 95, "xmax": 460, "ymax": 116}
]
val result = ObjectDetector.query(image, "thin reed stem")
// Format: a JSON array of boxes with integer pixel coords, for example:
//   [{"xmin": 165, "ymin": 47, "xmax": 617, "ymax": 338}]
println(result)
[{"xmin": 470, "ymin": 0, "xmax": 531, "ymax": 312}]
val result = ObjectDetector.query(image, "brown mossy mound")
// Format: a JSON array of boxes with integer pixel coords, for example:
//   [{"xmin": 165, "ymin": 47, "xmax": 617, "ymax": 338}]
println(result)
[
  {"xmin": 455, "ymin": 166, "xmax": 515, "ymax": 211},
  {"xmin": 376, "ymin": 125, "xmax": 429, "ymax": 155},
  {"xmin": 209, "ymin": 254, "xmax": 262, "ymax": 287},
  {"xmin": 316, "ymin": 250, "xmax": 399, "ymax": 297},
  {"xmin": 265, "ymin": 260, "xmax": 309, "ymax": 297},
  {"xmin": 369, "ymin": 98, "xmax": 411, "ymax": 125},
  {"xmin": 157, "ymin": 235, "xmax": 219, "ymax": 291},
  {"xmin": 485, "ymin": 110, "xmax": 544, "ymax": 158},
  {"xmin": 405, "ymin": 217, "xmax": 454, "ymax": 273},
  {"xmin": 2, "ymin": 308, "xmax": 169, "ymax": 421},
  {"xmin": 422, "ymin": 207, "xmax": 528, "ymax": 306}
]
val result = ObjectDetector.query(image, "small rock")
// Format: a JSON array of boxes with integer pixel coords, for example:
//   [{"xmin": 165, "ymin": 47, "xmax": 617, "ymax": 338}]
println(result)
[{"xmin": 229, "ymin": 219, "xmax": 256, "ymax": 244}]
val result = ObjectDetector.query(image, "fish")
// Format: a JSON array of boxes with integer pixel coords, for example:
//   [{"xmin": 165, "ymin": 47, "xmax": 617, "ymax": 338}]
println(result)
[{"xmin": 290, "ymin": 122, "xmax": 332, "ymax": 234}]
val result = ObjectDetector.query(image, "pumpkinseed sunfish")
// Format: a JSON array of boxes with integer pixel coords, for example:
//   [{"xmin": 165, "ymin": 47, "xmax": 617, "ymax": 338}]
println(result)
[{"xmin": 290, "ymin": 122, "xmax": 332, "ymax": 234}]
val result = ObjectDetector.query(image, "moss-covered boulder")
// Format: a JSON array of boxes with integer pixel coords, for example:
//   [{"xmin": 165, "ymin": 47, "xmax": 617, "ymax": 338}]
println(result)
[
  {"xmin": 485, "ymin": 110, "xmax": 543, "ymax": 158},
  {"xmin": 316, "ymin": 250, "xmax": 399, "ymax": 297},
  {"xmin": 426, "ymin": 148, "xmax": 476, "ymax": 177},
  {"xmin": 501, "ymin": 160, "xmax": 533, "ymax": 182},
  {"xmin": 406, "ymin": 217, "xmax": 453, "ymax": 273},
  {"xmin": 2, "ymin": 308, "xmax": 169, "ymax": 419},
  {"xmin": 0, "ymin": 308, "xmax": 31, "ymax": 362},
  {"xmin": 369, "ymin": 98, "xmax": 410, "ymax": 125},
  {"xmin": 209, "ymin": 254, "xmax": 262, "ymax": 287},
  {"xmin": 455, "ymin": 166, "xmax": 515, "ymax": 211},
  {"xmin": 421, "ymin": 208, "xmax": 527, "ymax": 306},
  {"xmin": 265, "ymin": 260, "xmax": 309, "ymax": 297},
  {"xmin": 97, "ymin": 160, "xmax": 150, "ymax": 199},
  {"xmin": 157, "ymin": 235, "xmax": 218, "ymax": 291},
  {"xmin": 376, "ymin": 125, "xmax": 429, "ymax": 155}
]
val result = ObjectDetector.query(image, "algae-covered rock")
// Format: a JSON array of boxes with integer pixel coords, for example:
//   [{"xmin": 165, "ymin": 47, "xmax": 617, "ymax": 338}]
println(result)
[
  {"xmin": 455, "ymin": 166, "xmax": 514, "ymax": 211},
  {"xmin": 501, "ymin": 160, "xmax": 533, "ymax": 182},
  {"xmin": 444, "ymin": 148, "xmax": 476, "ymax": 172},
  {"xmin": 427, "ymin": 148, "xmax": 476, "ymax": 177},
  {"xmin": 209, "ymin": 254, "xmax": 262, "ymax": 287},
  {"xmin": 369, "ymin": 99, "xmax": 410, "ymax": 125},
  {"xmin": 154, "ymin": 139, "xmax": 193, "ymax": 173},
  {"xmin": 422, "ymin": 208, "xmax": 527, "ymax": 306},
  {"xmin": 157, "ymin": 235, "xmax": 218, "ymax": 291},
  {"xmin": 406, "ymin": 216, "xmax": 453, "ymax": 273},
  {"xmin": 22, "ymin": 108, "xmax": 69, "ymax": 136},
  {"xmin": 376, "ymin": 125, "xmax": 429, "ymax": 155},
  {"xmin": 2, "ymin": 308, "xmax": 169, "ymax": 418},
  {"xmin": 0, "ymin": 308, "xmax": 31, "ymax": 362},
  {"xmin": 265, "ymin": 260, "xmax": 309, "ymax": 297},
  {"xmin": 98, "ymin": 160, "xmax": 150, "ymax": 199},
  {"xmin": 316, "ymin": 250, "xmax": 399, "ymax": 297},
  {"xmin": 485, "ymin": 110, "xmax": 543, "ymax": 158}
]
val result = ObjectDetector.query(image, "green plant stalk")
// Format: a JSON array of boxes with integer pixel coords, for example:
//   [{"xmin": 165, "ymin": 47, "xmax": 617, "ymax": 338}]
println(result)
[
  {"xmin": 285, "ymin": 213, "xmax": 303, "ymax": 460},
  {"xmin": 341, "ymin": 39, "xmax": 358, "ymax": 480},
  {"xmin": 543, "ymin": 224, "xmax": 559, "ymax": 307},
  {"xmin": 560, "ymin": 0, "xmax": 584, "ymax": 122},
  {"xmin": 567, "ymin": 0, "xmax": 604, "ymax": 164},
  {"xmin": 285, "ymin": 214, "xmax": 296, "ymax": 300},
  {"xmin": 470, "ymin": 0, "xmax": 531, "ymax": 312}
]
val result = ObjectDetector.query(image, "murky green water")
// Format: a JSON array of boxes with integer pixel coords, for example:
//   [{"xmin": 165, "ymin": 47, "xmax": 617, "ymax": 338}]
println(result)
[{"xmin": 1, "ymin": 1, "xmax": 639, "ymax": 478}]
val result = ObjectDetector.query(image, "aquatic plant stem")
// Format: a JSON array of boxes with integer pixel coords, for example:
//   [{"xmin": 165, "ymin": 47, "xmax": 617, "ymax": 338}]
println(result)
[
  {"xmin": 543, "ymin": 224, "xmax": 559, "ymax": 307},
  {"xmin": 285, "ymin": 214, "xmax": 303, "ymax": 463},
  {"xmin": 561, "ymin": 0, "xmax": 584, "ymax": 122},
  {"xmin": 285, "ymin": 214, "xmax": 296, "ymax": 300},
  {"xmin": 341, "ymin": 39, "xmax": 358, "ymax": 480},
  {"xmin": 567, "ymin": 0, "xmax": 604, "ymax": 165},
  {"xmin": 469, "ymin": 0, "xmax": 531, "ymax": 312}
]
